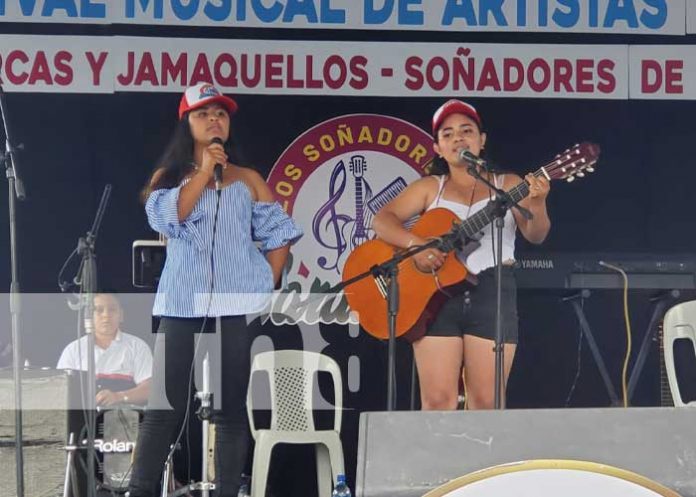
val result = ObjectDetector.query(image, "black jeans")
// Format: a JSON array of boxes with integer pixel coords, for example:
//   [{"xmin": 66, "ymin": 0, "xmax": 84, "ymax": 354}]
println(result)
[{"xmin": 128, "ymin": 316, "xmax": 252, "ymax": 497}]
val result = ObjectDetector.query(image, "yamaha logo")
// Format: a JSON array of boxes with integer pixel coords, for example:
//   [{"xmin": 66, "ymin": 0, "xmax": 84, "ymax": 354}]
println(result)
[{"xmin": 519, "ymin": 259, "xmax": 555, "ymax": 270}]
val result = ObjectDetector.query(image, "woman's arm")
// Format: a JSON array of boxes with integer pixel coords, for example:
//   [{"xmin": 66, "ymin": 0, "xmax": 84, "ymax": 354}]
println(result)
[
  {"xmin": 248, "ymin": 169, "xmax": 294, "ymax": 286},
  {"xmin": 372, "ymin": 177, "xmax": 447, "ymax": 272},
  {"xmin": 512, "ymin": 173, "xmax": 551, "ymax": 244},
  {"xmin": 265, "ymin": 245, "xmax": 290, "ymax": 288},
  {"xmin": 176, "ymin": 169, "xmax": 211, "ymax": 221},
  {"xmin": 176, "ymin": 141, "xmax": 228, "ymax": 221},
  {"xmin": 372, "ymin": 177, "xmax": 436, "ymax": 248}
]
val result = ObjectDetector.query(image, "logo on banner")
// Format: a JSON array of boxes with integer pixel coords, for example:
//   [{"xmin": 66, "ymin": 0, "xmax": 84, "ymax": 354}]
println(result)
[{"xmin": 267, "ymin": 114, "xmax": 433, "ymax": 324}]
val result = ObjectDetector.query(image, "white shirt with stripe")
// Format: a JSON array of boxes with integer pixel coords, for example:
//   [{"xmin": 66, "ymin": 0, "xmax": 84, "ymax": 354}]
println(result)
[{"xmin": 56, "ymin": 330, "xmax": 153, "ymax": 385}]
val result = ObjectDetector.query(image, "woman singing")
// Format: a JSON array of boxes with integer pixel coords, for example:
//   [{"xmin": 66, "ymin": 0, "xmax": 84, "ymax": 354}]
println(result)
[
  {"xmin": 128, "ymin": 83, "xmax": 302, "ymax": 497},
  {"xmin": 373, "ymin": 99, "xmax": 550, "ymax": 410}
]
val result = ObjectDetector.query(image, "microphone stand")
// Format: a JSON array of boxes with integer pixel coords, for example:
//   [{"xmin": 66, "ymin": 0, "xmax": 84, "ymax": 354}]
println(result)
[
  {"xmin": 72, "ymin": 185, "xmax": 112, "ymax": 497},
  {"xmin": 465, "ymin": 162, "xmax": 532, "ymax": 409},
  {"xmin": 0, "ymin": 81, "xmax": 27, "ymax": 497},
  {"xmin": 171, "ymin": 352, "xmax": 216, "ymax": 497}
]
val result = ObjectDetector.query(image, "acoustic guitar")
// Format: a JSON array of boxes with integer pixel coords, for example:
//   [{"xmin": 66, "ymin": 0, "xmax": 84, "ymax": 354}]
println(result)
[{"xmin": 342, "ymin": 142, "xmax": 601, "ymax": 339}]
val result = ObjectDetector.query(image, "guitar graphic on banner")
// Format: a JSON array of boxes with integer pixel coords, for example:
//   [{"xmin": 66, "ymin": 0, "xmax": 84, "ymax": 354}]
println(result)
[
  {"xmin": 348, "ymin": 155, "xmax": 374, "ymax": 248},
  {"xmin": 312, "ymin": 155, "xmax": 375, "ymax": 274}
]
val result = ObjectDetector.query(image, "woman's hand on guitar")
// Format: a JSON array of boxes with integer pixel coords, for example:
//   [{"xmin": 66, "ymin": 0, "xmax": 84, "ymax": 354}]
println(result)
[
  {"xmin": 413, "ymin": 247, "xmax": 446, "ymax": 273},
  {"xmin": 525, "ymin": 173, "xmax": 550, "ymax": 201}
]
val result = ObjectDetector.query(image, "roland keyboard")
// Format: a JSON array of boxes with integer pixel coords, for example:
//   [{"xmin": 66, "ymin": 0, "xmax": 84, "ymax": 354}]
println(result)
[{"xmin": 514, "ymin": 253, "xmax": 696, "ymax": 290}]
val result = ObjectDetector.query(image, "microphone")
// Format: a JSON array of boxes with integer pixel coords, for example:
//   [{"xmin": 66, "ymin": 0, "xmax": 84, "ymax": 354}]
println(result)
[
  {"xmin": 458, "ymin": 149, "xmax": 487, "ymax": 169},
  {"xmin": 211, "ymin": 137, "xmax": 224, "ymax": 191}
]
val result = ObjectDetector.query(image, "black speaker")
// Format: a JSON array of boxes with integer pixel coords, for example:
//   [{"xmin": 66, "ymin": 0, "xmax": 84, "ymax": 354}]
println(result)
[{"xmin": 356, "ymin": 408, "xmax": 696, "ymax": 497}]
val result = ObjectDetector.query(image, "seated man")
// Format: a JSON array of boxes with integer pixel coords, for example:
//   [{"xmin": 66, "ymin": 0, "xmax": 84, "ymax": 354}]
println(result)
[{"xmin": 57, "ymin": 293, "xmax": 152, "ymax": 406}]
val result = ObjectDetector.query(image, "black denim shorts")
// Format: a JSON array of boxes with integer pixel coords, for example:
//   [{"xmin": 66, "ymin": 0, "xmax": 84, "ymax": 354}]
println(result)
[{"xmin": 426, "ymin": 266, "xmax": 519, "ymax": 344}]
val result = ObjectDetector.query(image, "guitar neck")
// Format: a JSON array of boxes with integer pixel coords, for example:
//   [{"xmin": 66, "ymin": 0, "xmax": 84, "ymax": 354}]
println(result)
[
  {"xmin": 458, "ymin": 173, "xmax": 534, "ymax": 238},
  {"xmin": 451, "ymin": 143, "xmax": 599, "ymax": 239}
]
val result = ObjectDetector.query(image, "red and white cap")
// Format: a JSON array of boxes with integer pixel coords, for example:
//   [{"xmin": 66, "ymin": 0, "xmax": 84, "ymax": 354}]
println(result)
[
  {"xmin": 432, "ymin": 99, "xmax": 482, "ymax": 134},
  {"xmin": 178, "ymin": 82, "xmax": 238, "ymax": 120}
]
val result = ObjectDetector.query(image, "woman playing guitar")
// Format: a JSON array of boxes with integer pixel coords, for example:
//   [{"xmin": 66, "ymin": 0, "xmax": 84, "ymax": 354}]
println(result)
[{"xmin": 372, "ymin": 100, "xmax": 551, "ymax": 410}]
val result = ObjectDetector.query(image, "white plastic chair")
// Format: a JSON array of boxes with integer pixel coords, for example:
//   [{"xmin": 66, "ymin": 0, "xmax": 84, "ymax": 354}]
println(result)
[
  {"xmin": 662, "ymin": 300, "xmax": 696, "ymax": 407},
  {"xmin": 246, "ymin": 350, "xmax": 345, "ymax": 497}
]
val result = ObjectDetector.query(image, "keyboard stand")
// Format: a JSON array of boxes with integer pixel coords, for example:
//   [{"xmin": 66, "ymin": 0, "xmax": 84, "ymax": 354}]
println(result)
[
  {"xmin": 626, "ymin": 290, "xmax": 680, "ymax": 402},
  {"xmin": 563, "ymin": 290, "xmax": 621, "ymax": 406},
  {"xmin": 563, "ymin": 289, "xmax": 681, "ymax": 407}
]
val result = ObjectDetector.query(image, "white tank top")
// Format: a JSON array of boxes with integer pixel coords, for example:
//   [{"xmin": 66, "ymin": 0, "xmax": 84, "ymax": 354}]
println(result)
[{"xmin": 426, "ymin": 175, "xmax": 517, "ymax": 274}]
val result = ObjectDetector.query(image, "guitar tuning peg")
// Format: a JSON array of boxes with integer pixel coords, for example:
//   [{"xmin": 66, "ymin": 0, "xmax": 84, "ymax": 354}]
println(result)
[
  {"xmin": 586, "ymin": 167, "xmax": 595, "ymax": 172},
  {"xmin": 576, "ymin": 172, "xmax": 585, "ymax": 178},
  {"xmin": 566, "ymin": 176, "xmax": 576, "ymax": 183}
]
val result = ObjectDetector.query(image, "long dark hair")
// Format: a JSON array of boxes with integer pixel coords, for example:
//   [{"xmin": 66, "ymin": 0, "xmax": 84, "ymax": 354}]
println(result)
[
  {"xmin": 140, "ymin": 110, "xmax": 238, "ymax": 202},
  {"xmin": 425, "ymin": 154, "xmax": 450, "ymax": 176}
]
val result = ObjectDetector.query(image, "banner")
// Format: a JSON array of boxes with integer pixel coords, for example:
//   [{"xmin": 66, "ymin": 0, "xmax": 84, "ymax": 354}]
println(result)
[
  {"xmin": 629, "ymin": 46, "xmax": 696, "ymax": 100},
  {"xmin": 0, "ymin": 36, "xmax": 114, "ymax": 92},
  {"xmin": 0, "ymin": 0, "xmax": 685, "ymax": 35},
  {"xmin": 688, "ymin": 0, "xmax": 696, "ymax": 33},
  {"xmin": 0, "ymin": 36, "xmax": 630, "ymax": 99}
]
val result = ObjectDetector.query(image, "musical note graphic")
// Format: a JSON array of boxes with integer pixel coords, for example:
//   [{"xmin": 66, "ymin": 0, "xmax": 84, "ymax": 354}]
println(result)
[{"xmin": 312, "ymin": 160, "xmax": 352, "ymax": 273}]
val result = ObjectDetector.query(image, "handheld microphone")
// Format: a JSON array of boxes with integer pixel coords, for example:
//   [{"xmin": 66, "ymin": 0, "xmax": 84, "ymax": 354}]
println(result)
[
  {"xmin": 458, "ymin": 149, "xmax": 487, "ymax": 169},
  {"xmin": 211, "ymin": 137, "xmax": 224, "ymax": 191}
]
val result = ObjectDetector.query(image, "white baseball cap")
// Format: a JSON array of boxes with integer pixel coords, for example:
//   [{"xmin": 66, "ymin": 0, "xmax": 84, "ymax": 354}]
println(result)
[
  {"xmin": 432, "ymin": 99, "xmax": 482, "ymax": 134},
  {"xmin": 178, "ymin": 82, "xmax": 238, "ymax": 120}
]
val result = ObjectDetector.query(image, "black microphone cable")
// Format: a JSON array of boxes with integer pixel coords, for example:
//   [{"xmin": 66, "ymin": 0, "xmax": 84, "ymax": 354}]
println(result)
[{"xmin": 164, "ymin": 137, "xmax": 225, "ymax": 481}]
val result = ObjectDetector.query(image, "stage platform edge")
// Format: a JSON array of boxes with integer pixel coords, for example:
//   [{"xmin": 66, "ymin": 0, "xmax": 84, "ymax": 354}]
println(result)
[{"xmin": 356, "ymin": 407, "xmax": 696, "ymax": 497}]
